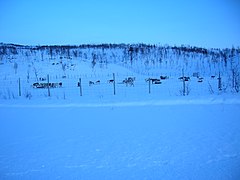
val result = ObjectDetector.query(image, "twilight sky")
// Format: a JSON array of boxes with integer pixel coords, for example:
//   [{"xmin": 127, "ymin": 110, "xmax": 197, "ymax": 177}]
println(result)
[{"xmin": 0, "ymin": 0, "xmax": 239, "ymax": 48}]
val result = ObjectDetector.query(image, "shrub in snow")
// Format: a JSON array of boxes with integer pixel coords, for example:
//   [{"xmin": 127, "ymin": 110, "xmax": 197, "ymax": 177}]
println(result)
[{"xmin": 24, "ymin": 91, "xmax": 32, "ymax": 100}]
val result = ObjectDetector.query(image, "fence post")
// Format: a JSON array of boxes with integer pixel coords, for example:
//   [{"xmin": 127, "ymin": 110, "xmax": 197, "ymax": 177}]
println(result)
[
  {"xmin": 47, "ymin": 74, "xmax": 50, "ymax": 97},
  {"xmin": 79, "ymin": 78, "xmax": 82, "ymax": 96},
  {"xmin": 182, "ymin": 69, "xmax": 186, "ymax": 96},
  {"xmin": 18, "ymin": 78, "xmax": 21, "ymax": 96},
  {"xmin": 148, "ymin": 78, "xmax": 151, "ymax": 94},
  {"xmin": 113, "ymin": 73, "xmax": 116, "ymax": 95}
]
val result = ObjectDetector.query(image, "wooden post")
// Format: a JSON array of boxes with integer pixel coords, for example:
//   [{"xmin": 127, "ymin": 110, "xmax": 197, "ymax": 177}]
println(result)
[
  {"xmin": 47, "ymin": 74, "xmax": 50, "ymax": 97},
  {"xmin": 79, "ymin": 78, "xmax": 82, "ymax": 96},
  {"xmin": 148, "ymin": 78, "xmax": 151, "ymax": 94},
  {"xmin": 18, "ymin": 78, "xmax": 21, "ymax": 96},
  {"xmin": 113, "ymin": 73, "xmax": 116, "ymax": 95},
  {"xmin": 182, "ymin": 69, "xmax": 186, "ymax": 96}
]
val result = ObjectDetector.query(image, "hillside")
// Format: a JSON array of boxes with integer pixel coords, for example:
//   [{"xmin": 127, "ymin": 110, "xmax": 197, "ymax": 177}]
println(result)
[{"xmin": 0, "ymin": 43, "xmax": 239, "ymax": 102}]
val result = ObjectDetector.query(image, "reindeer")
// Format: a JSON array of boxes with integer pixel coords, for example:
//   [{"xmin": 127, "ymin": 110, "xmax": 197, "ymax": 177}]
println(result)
[
  {"xmin": 153, "ymin": 80, "xmax": 161, "ymax": 84},
  {"xmin": 198, "ymin": 77, "xmax": 204, "ymax": 83},
  {"xmin": 179, "ymin": 76, "xmax": 190, "ymax": 81},
  {"xmin": 145, "ymin": 78, "xmax": 161, "ymax": 84},
  {"xmin": 123, "ymin": 78, "xmax": 134, "ymax": 87},
  {"xmin": 160, "ymin": 76, "xmax": 168, "ymax": 80},
  {"xmin": 121, "ymin": 77, "xmax": 135, "ymax": 87},
  {"xmin": 32, "ymin": 82, "xmax": 40, "ymax": 88},
  {"xmin": 108, "ymin": 79, "xmax": 114, "ymax": 83},
  {"xmin": 127, "ymin": 77, "xmax": 135, "ymax": 81},
  {"xmin": 39, "ymin": 77, "xmax": 46, "ymax": 81},
  {"xmin": 95, "ymin": 80, "xmax": 100, "ymax": 84},
  {"xmin": 89, "ymin": 81, "xmax": 95, "ymax": 86}
]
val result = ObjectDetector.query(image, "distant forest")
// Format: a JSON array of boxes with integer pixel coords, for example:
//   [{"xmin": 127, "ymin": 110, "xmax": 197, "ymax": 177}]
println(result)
[{"xmin": 1, "ymin": 43, "xmax": 239, "ymax": 60}]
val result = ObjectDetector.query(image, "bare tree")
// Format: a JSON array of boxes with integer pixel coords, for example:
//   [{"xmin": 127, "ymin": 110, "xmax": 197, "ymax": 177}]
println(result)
[
  {"xmin": 14, "ymin": 62, "xmax": 18, "ymax": 74},
  {"xmin": 91, "ymin": 53, "xmax": 97, "ymax": 69},
  {"xmin": 62, "ymin": 63, "xmax": 67, "ymax": 75},
  {"xmin": 27, "ymin": 70, "xmax": 30, "ymax": 83},
  {"xmin": 231, "ymin": 66, "xmax": 240, "ymax": 92},
  {"xmin": 32, "ymin": 63, "xmax": 39, "ymax": 81},
  {"xmin": 218, "ymin": 72, "xmax": 222, "ymax": 91}
]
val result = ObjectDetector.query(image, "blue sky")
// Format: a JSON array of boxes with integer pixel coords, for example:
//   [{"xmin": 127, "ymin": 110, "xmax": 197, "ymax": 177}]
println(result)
[{"xmin": 0, "ymin": 0, "xmax": 239, "ymax": 48}]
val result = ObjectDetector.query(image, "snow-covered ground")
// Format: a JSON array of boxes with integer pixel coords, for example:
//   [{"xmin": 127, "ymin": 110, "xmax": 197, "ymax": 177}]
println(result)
[{"xmin": 0, "ymin": 103, "xmax": 240, "ymax": 179}]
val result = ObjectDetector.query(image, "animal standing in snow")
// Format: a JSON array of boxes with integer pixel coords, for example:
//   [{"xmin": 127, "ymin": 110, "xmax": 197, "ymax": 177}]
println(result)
[
  {"xmin": 160, "ymin": 76, "xmax": 169, "ymax": 80},
  {"xmin": 95, "ymin": 80, "xmax": 100, "ymax": 84},
  {"xmin": 122, "ymin": 77, "xmax": 135, "ymax": 87},
  {"xmin": 89, "ymin": 81, "xmax": 95, "ymax": 86},
  {"xmin": 145, "ymin": 78, "xmax": 161, "ymax": 84},
  {"xmin": 39, "ymin": 77, "xmax": 47, "ymax": 81},
  {"xmin": 108, "ymin": 79, "xmax": 114, "ymax": 83},
  {"xmin": 198, "ymin": 77, "xmax": 204, "ymax": 83}
]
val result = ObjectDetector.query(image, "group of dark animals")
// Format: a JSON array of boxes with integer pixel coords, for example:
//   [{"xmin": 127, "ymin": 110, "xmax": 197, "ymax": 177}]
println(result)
[
  {"xmin": 87, "ymin": 76, "xmax": 167, "ymax": 87},
  {"xmin": 85, "ymin": 77, "xmax": 136, "ymax": 87},
  {"xmin": 145, "ymin": 76, "xmax": 169, "ymax": 84},
  {"xmin": 88, "ymin": 80, "xmax": 101, "ymax": 86},
  {"xmin": 178, "ymin": 76, "xmax": 209, "ymax": 83},
  {"xmin": 32, "ymin": 77, "xmax": 62, "ymax": 88},
  {"xmin": 32, "ymin": 74, "xmax": 215, "ymax": 89},
  {"xmin": 32, "ymin": 82, "xmax": 62, "ymax": 88}
]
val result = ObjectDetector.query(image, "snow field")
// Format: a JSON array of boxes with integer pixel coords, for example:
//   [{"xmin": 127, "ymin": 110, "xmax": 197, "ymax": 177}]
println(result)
[{"xmin": 0, "ymin": 104, "xmax": 240, "ymax": 179}]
